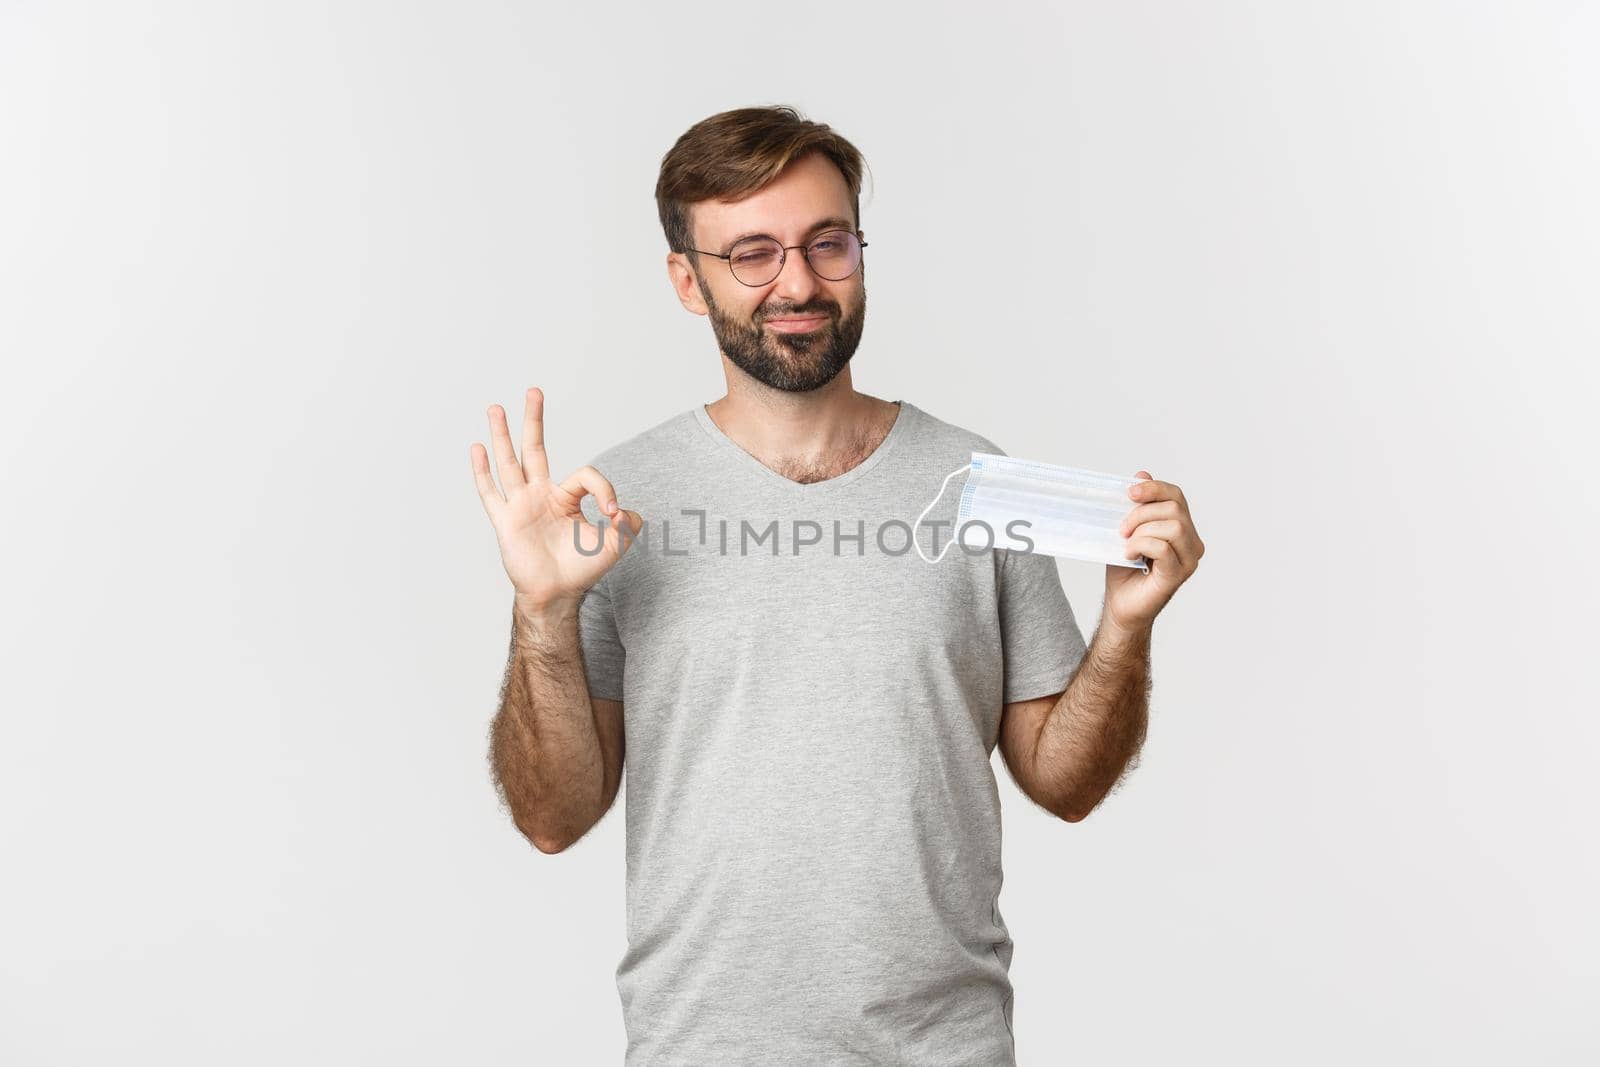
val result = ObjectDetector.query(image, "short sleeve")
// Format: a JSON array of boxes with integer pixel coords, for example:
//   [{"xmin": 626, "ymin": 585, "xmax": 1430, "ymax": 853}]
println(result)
[
  {"xmin": 577, "ymin": 570, "xmax": 625, "ymax": 702},
  {"xmin": 997, "ymin": 546, "xmax": 1089, "ymax": 703}
]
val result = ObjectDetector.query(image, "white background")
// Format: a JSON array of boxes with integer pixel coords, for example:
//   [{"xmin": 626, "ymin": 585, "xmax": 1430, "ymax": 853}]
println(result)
[{"xmin": 3, "ymin": 2, "xmax": 1596, "ymax": 1063}]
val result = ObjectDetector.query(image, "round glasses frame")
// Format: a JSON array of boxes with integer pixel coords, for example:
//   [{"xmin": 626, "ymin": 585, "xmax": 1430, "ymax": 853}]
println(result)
[{"xmin": 688, "ymin": 229, "xmax": 868, "ymax": 287}]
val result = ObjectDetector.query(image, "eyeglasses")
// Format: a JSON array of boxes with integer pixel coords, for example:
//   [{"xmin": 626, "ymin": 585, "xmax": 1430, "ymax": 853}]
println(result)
[{"xmin": 690, "ymin": 229, "xmax": 867, "ymax": 287}]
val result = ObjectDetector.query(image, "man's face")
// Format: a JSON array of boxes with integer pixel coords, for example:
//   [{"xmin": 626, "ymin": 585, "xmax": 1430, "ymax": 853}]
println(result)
[{"xmin": 674, "ymin": 153, "xmax": 867, "ymax": 393}]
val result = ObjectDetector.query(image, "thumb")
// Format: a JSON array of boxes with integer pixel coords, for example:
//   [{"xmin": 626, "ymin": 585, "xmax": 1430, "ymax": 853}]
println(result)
[{"xmin": 608, "ymin": 509, "xmax": 644, "ymax": 554}]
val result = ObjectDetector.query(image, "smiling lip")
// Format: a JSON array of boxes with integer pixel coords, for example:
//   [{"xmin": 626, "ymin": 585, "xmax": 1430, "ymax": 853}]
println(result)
[{"xmin": 765, "ymin": 316, "xmax": 827, "ymax": 333}]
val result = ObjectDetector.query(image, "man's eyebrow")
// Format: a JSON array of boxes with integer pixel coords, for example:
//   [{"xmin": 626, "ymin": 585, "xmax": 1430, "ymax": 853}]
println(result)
[{"xmin": 721, "ymin": 216, "xmax": 855, "ymax": 252}]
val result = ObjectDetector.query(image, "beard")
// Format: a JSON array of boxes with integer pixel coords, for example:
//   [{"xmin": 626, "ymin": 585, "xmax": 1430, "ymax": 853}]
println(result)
[{"xmin": 699, "ymin": 274, "xmax": 867, "ymax": 393}]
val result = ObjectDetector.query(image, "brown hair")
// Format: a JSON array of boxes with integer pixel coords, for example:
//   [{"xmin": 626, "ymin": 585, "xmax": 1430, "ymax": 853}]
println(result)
[{"xmin": 655, "ymin": 105, "xmax": 871, "ymax": 263}]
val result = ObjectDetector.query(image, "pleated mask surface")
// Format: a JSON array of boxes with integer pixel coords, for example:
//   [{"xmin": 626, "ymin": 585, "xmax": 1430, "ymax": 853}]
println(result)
[{"xmin": 914, "ymin": 452, "xmax": 1151, "ymax": 571}]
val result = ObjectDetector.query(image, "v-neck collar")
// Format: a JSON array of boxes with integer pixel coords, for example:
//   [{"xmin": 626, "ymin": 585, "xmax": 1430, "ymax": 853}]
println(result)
[{"xmin": 691, "ymin": 399, "xmax": 915, "ymax": 495}]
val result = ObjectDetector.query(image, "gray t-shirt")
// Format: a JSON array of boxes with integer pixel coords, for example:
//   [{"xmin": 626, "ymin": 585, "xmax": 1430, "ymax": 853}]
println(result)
[{"xmin": 574, "ymin": 399, "xmax": 1089, "ymax": 1065}]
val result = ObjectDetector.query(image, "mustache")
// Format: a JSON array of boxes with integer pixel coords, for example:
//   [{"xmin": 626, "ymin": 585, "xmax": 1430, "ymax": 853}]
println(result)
[{"xmin": 759, "ymin": 304, "xmax": 837, "ymax": 321}]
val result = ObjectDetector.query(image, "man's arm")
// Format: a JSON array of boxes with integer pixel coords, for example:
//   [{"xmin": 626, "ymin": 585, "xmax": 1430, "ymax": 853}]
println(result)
[
  {"xmin": 489, "ymin": 593, "xmax": 625, "ymax": 854},
  {"xmin": 998, "ymin": 619, "xmax": 1152, "ymax": 823},
  {"xmin": 470, "ymin": 387, "xmax": 638, "ymax": 855}
]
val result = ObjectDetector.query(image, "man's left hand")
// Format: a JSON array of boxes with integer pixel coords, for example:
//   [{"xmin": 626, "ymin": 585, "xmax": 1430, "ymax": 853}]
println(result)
[{"xmin": 1104, "ymin": 471, "xmax": 1205, "ymax": 633}]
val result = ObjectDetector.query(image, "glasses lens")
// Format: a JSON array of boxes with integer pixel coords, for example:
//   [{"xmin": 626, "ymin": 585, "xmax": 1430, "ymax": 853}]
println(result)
[
  {"xmin": 728, "ymin": 237, "xmax": 784, "ymax": 286},
  {"xmin": 806, "ymin": 230, "xmax": 861, "ymax": 280}
]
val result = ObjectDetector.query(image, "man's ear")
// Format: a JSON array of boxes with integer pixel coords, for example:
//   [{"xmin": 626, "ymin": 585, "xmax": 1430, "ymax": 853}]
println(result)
[{"xmin": 667, "ymin": 252, "xmax": 710, "ymax": 316}]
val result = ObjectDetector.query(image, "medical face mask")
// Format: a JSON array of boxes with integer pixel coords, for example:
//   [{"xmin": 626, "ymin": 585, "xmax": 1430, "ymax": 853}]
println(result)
[{"xmin": 914, "ymin": 452, "xmax": 1151, "ymax": 571}]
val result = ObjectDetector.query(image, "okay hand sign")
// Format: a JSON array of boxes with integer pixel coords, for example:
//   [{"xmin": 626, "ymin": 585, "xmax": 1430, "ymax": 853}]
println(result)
[{"xmin": 470, "ymin": 387, "xmax": 641, "ymax": 611}]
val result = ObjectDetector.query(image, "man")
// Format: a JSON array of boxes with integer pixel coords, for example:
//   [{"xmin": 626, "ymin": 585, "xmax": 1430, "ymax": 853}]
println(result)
[{"xmin": 470, "ymin": 105, "xmax": 1205, "ymax": 1065}]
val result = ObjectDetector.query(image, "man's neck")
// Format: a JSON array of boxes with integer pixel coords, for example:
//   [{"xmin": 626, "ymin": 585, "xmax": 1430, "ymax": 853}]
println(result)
[{"xmin": 704, "ymin": 376, "xmax": 900, "ymax": 485}]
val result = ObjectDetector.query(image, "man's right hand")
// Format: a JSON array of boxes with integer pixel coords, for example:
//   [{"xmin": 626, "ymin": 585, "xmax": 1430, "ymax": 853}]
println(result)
[{"xmin": 470, "ymin": 386, "xmax": 642, "ymax": 614}]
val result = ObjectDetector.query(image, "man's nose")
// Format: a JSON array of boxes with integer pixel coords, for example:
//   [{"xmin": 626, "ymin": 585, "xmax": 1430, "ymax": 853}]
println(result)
[{"xmin": 771, "ymin": 247, "xmax": 821, "ymax": 303}]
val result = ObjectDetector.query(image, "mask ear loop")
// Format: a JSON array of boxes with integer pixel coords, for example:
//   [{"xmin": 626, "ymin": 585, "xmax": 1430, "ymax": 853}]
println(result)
[{"xmin": 913, "ymin": 463, "xmax": 975, "ymax": 564}]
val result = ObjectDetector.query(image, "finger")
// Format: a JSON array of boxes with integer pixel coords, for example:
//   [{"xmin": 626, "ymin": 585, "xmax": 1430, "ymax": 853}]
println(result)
[
  {"xmin": 558, "ymin": 465, "xmax": 619, "ymax": 517},
  {"xmin": 1125, "ymin": 530, "xmax": 1186, "ymax": 570},
  {"xmin": 604, "ymin": 508, "xmax": 644, "ymax": 557},
  {"xmin": 1131, "ymin": 477, "xmax": 1190, "ymax": 514},
  {"xmin": 608, "ymin": 507, "xmax": 642, "ymax": 539},
  {"xmin": 1129, "ymin": 518, "xmax": 1184, "ymax": 543},
  {"xmin": 1172, "ymin": 526, "xmax": 1204, "ymax": 565},
  {"xmin": 521, "ymin": 386, "xmax": 550, "ymax": 483},
  {"xmin": 487, "ymin": 404, "xmax": 526, "ymax": 492},
  {"xmin": 583, "ymin": 510, "xmax": 631, "ymax": 562},
  {"xmin": 1128, "ymin": 477, "xmax": 1168, "ymax": 503},
  {"xmin": 1118, "ymin": 500, "xmax": 1178, "ymax": 538},
  {"xmin": 469, "ymin": 442, "xmax": 505, "ymax": 516}
]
